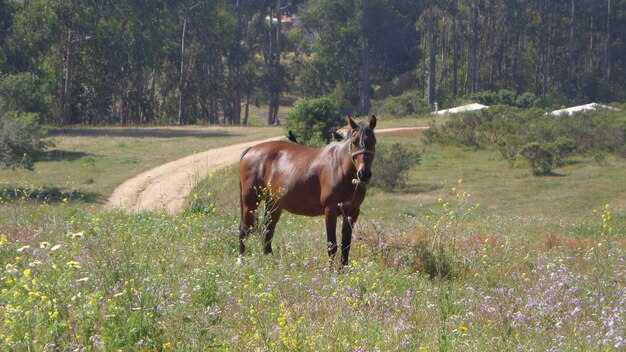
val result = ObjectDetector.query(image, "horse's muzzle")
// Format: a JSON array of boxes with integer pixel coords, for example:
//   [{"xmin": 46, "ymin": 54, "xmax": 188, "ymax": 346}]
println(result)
[{"xmin": 357, "ymin": 169, "xmax": 372, "ymax": 183}]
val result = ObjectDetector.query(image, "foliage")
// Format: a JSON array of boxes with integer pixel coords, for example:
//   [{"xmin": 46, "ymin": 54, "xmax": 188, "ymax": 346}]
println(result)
[
  {"xmin": 0, "ymin": 73, "xmax": 51, "ymax": 120},
  {"xmin": 0, "ymin": 111, "xmax": 51, "ymax": 170},
  {"xmin": 370, "ymin": 142, "xmax": 421, "ymax": 192},
  {"xmin": 1, "ymin": 128, "xmax": 625, "ymax": 350},
  {"xmin": 547, "ymin": 136, "xmax": 577, "ymax": 166},
  {"xmin": 428, "ymin": 105, "xmax": 626, "ymax": 175},
  {"xmin": 519, "ymin": 142, "xmax": 554, "ymax": 175},
  {"xmin": 470, "ymin": 90, "xmax": 539, "ymax": 109},
  {"xmin": 2, "ymin": 1, "xmax": 626, "ymax": 125},
  {"xmin": 371, "ymin": 90, "xmax": 430, "ymax": 118},
  {"xmin": 1, "ymin": 176, "xmax": 624, "ymax": 350},
  {"xmin": 282, "ymin": 97, "xmax": 343, "ymax": 146},
  {"xmin": 496, "ymin": 134, "xmax": 523, "ymax": 167}
]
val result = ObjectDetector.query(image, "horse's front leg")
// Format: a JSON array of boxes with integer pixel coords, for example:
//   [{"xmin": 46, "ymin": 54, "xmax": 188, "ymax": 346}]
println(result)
[
  {"xmin": 263, "ymin": 205, "xmax": 282, "ymax": 255},
  {"xmin": 341, "ymin": 210, "xmax": 359, "ymax": 266},
  {"xmin": 324, "ymin": 207, "xmax": 339, "ymax": 266}
]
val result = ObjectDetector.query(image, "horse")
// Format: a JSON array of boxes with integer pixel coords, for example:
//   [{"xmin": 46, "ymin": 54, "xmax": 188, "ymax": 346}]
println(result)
[{"xmin": 238, "ymin": 115, "xmax": 377, "ymax": 266}]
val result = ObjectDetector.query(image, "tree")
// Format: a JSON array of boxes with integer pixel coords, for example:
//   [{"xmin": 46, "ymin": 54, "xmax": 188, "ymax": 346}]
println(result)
[{"xmin": 283, "ymin": 97, "xmax": 343, "ymax": 146}]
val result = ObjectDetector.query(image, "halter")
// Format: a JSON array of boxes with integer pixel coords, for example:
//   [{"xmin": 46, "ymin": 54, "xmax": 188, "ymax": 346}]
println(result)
[
  {"xmin": 348, "ymin": 130, "xmax": 375, "ymax": 185},
  {"xmin": 348, "ymin": 128, "xmax": 376, "ymax": 160}
]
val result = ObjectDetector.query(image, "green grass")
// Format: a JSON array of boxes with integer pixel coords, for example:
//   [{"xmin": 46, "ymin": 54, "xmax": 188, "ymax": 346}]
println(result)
[
  {"xmin": 0, "ymin": 125, "xmax": 282, "ymax": 203},
  {"xmin": 368, "ymin": 136, "xmax": 626, "ymax": 221},
  {"xmin": 1, "ymin": 123, "xmax": 625, "ymax": 351}
]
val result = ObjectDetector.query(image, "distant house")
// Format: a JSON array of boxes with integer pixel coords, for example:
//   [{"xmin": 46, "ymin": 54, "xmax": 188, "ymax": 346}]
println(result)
[
  {"xmin": 549, "ymin": 103, "xmax": 621, "ymax": 116},
  {"xmin": 281, "ymin": 15, "xmax": 295, "ymax": 31},
  {"xmin": 264, "ymin": 15, "xmax": 297, "ymax": 32},
  {"xmin": 433, "ymin": 103, "xmax": 489, "ymax": 115}
]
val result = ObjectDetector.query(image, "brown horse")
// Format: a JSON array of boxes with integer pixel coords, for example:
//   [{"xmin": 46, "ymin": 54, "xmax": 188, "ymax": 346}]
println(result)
[{"xmin": 239, "ymin": 115, "xmax": 377, "ymax": 266}]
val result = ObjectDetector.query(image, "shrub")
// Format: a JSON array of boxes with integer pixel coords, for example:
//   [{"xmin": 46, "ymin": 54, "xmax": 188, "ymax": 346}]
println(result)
[
  {"xmin": 0, "ymin": 111, "xmax": 51, "ymax": 170},
  {"xmin": 370, "ymin": 142, "xmax": 421, "ymax": 192},
  {"xmin": 519, "ymin": 142, "xmax": 553, "ymax": 175},
  {"xmin": 496, "ymin": 134, "xmax": 522, "ymax": 167},
  {"xmin": 0, "ymin": 72, "xmax": 51, "ymax": 120},
  {"xmin": 470, "ymin": 89, "xmax": 539, "ymax": 109},
  {"xmin": 283, "ymin": 97, "xmax": 343, "ymax": 147},
  {"xmin": 547, "ymin": 136, "xmax": 577, "ymax": 166},
  {"xmin": 371, "ymin": 90, "xmax": 430, "ymax": 118}
]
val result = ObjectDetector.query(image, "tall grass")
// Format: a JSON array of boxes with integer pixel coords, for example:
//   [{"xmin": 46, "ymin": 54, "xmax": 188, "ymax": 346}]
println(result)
[{"xmin": 1, "ymin": 167, "xmax": 624, "ymax": 351}]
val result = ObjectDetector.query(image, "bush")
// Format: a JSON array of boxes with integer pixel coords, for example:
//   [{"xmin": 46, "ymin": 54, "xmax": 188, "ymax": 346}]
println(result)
[
  {"xmin": 371, "ymin": 90, "xmax": 430, "ymax": 118},
  {"xmin": 519, "ymin": 142, "xmax": 553, "ymax": 175},
  {"xmin": 370, "ymin": 142, "xmax": 421, "ymax": 192},
  {"xmin": 496, "ymin": 134, "xmax": 522, "ymax": 167},
  {"xmin": 0, "ymin": 72, "xmax": 51, "ymax": 121},
  {"xmin": 283, "ymin": 97, "xmax": 343, "ymax": 147},
  {"xmin": 0, "ymin": 111, "xmax": 51, "ymax": 170},
  {"xmin": 547, "ymin": 136, "xmax": 577, "ymax": 166},
  {"xmin": 470, "ymin": 89, "xmax": 539, "ymax": 109}
]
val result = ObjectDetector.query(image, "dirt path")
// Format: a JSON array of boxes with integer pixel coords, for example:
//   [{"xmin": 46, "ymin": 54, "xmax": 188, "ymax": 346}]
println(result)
[{"xmin": 104, "ymin": 127, "xmax": 425, "ymax": 214}]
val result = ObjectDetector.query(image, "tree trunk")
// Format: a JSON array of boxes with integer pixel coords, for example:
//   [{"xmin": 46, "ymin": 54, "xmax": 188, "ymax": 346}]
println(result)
[
  {"xmin": 178, "ymin": 16, "xmax": 188, "ymax": 125},
  {"xmin": 60, "ymin": 29, "xmax": 74, "ymax": 126},
  {"xmin": 360, "ymin": 36, "xmax": 370, "ymax": 116},
  {"xmin": 268, "ymin": 0, "xmax": 282, "ymax": 125},
  {"xmin": 452, "ymin": 16, "xmax": 458, "ymax": 98},
  {"xmin": 428, "ymin": 11, "xmax": 437, "ymax": 107},
  {"xmin": 243, "ymin": 91, "xmax": 250, "ymax": 126},
  {"xmin": 605, "ymin": 0, "xmax": 612, "ymax": 83},
  {"xmin": 567, "ymin": 0, "xmax": 575, "ymax": 101}
]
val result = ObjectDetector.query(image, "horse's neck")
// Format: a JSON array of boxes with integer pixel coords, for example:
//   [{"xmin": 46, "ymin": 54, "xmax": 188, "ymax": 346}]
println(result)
[{"xmin": 325, "ymin": 140, "xmax": 356, "ymax": 176}]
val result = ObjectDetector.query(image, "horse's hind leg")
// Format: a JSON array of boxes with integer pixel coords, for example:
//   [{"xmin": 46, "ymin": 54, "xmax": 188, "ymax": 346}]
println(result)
[{"xmin": 239, "ymin": 189, "xmax": 258, "ymax": 255}]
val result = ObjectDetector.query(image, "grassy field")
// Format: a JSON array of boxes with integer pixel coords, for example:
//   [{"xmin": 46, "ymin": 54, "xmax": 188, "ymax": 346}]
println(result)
[
  {"xmin": 0, "ymin": 122, "xmax": 624, "ymax": 351},
  {"xmin": 0, "ymin": 125, "xmax": 281, "ymax": 203}
]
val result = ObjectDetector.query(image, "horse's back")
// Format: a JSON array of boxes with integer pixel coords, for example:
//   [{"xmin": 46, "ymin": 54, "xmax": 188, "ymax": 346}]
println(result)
[{"xmin": 239, "ymin": 140, "xmax": 327, "ymax": 215}]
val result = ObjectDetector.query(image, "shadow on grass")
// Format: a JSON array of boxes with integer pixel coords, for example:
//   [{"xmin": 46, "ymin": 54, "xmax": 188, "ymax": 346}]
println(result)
[
  {"xmin": 40, "ymin": 150, "xmax": 92, "ymax": 162},
  {"xmin": 535, "ymin": 171, "xmax": 569, "ymax": 177},
  {"xmin": 1, "ymin": 186, "xmax": 101, "ymax": 203},
  {"xmin": 402, "ymin": 182, "xmax": 443, "ymax": 193},
  {"xmin": 48, "ymin": 127, "xmax": 241, "ymax": 139}
]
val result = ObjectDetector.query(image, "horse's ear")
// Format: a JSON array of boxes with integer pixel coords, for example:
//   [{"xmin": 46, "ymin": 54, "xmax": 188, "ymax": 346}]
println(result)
[
  {"xmin": 369, "ymin": 115, "xmax": 377, "ymax": 130},
  {"xmin": 347, "ymin": 115, "xmax": 358, "ymax": 130}
]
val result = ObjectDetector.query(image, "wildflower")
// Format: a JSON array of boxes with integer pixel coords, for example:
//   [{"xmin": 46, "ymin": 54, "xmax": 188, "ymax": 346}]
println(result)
[
  {"xmin": 17, "ymin": 245, "xmax": 30, "ymax": 253},
  {"xmin": 67, "ymin": 261, "xmax": 81, "ymax": 269},
  {"xmin": 23, "ymin": 269, "xmax": 32, "ymax": 279},
  {"xmin": 0, "ymin": 234, "xmax": 7, "ymax": 246},
  {"xmin": 459, "ymin": 325, "xmax": 469, "ymax": 333},
  {"xmin": 51, "ymin": 244, "xmax": 62, "ymax": 251},
  {"xmin": 458, "ymin": 179, "xmax": 463, "ymax": 185},
  {"xmin": 39, "ymin": 242, "xmax": 50, "ymax": 249}
]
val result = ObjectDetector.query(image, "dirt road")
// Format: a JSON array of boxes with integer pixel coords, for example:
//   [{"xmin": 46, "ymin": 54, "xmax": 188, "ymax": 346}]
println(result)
[{"xmin": 104, "ymin": 127, "xmax": 425, "ymax": 214}]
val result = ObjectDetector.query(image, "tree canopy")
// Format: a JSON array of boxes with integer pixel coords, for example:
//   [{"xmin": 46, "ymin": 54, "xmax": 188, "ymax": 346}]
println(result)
[{"xmin": 0, "ymin": 0, "xmax": 623, "ymax": 126}]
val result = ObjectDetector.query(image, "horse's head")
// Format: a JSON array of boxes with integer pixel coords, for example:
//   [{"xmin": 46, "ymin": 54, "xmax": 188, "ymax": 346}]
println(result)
[{"xmin": 348, "ymin": 115, "xmax": 377, "ymax": 184}]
